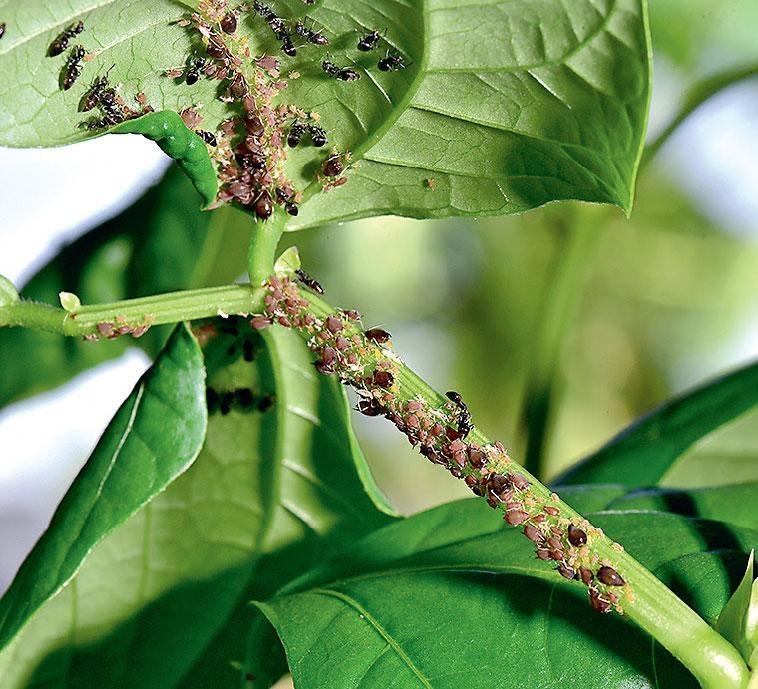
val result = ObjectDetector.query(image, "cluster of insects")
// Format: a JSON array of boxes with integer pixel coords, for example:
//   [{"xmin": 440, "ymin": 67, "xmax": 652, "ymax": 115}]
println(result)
[
  {"xmin": 47, "ymin": 21, "xmax": 87, "ymax": 91},
  {"xmin": 206, "ymin": 386, "xmax": 273, "ymax": 415},
  {"xmin": 249, "ymin": 272, "xmax": 633, "ymax": 615},
  {"xmin": 86, "ymin": 317, "xmax": 152, "ymax": 341}
]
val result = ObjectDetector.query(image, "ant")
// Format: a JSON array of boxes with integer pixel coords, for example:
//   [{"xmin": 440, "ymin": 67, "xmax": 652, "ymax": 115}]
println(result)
[
  {"xmin": 446, "ymin": 390, "xmax": 473, "ymax": 439},
  {"xmin": 185, "ymin": 56, "xmax": 208, "ymax": 85},
  {"xmin": 321, "ymin": 59, "xmax": 360, "ymax": 82},
  {"xmin": 61, "ymin": 45, "xmax": 86, "ymax": 90},
  {"xmin": 287, "ymin": 121, "xmax": 306, "ymax": 147},
  {"xmin": 79, "ymin": 70, "xmax": 113, "ymax": 112},
  {"xmin": 197, "ymin": 130, "xmax": 218, "ymax": 146},
  {"xmin": 48, "ymin": 20, "xmax": 84, "ymax": 57},
  {"xmin": 378, "ymin": 50, "xmax": 406, "ymax": 72},
  {"xmin": 295, "ymin": 269, "xmax": 325, "ymax": 295},
  {"xmin": 308, "ymin": 124, "xmax": 327, "ymax": 147},
  {"xmin": 357, "ymin": 29, "xmax": 382, "ymax": 52}
]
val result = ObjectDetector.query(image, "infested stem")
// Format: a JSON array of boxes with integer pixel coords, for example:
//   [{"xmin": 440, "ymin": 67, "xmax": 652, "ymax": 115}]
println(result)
[{"xmin": 0, "ymin": 284, "xmax": 264, "ymax": 338}]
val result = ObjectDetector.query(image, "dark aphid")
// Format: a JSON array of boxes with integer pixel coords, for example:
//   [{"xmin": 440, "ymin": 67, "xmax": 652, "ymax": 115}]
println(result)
[
  {"xmin": 48, "ymin": 20, "xmax": 84, "ymax": 57},
  {"xmin": 567, "ymin": 524, "xmax": 587, "ymax": 547},
  {"xmin": 372, "ymin": 370, "xmax": 394, "ymax": 388},
  {"xmin": 206, "ymin": 387, "xmax": 219, "ymax": 414},
  {"xmin": 280, "ymin": 33, "xmax": 297, "ymax": 57},
  {"xmin": 186, "ymin": 57, "xmax": 208, "ymax": 85},
  {"xmin": 197, "ymin": 130, "xmax": 217, "ymax": 146},
  {"xmin": 295, "ymin": 269, "xmax": 324, "ymax": 295},
  {"xmin": 357, "ymin": 397, "xmax": 384, "ymax": 417},
  {"xmin": 0, "ymin": 22, "xmax": 6, "ymax": 40},
  {"xmin": 323, "ymin": 153, "xmax": 344, "ymax": 177},
  {"xmin": 221, "ymin": 11, "xmax": 238, "ymax": 34},
  {"xmin": 220, "ymin": 392, "xmax": 234, "ymax": 415},
  {"xmin": 295, "ymin": 20, "xmax": 328, "ymax": 45},
  {"xmin": 308, "ymin": 124, "xmax": 327, "ymax": 147},
  {"xmin": 243, "ymin": 339, "xmax": 255, "ymax": 362},
  {"xmin": 365, "ymin": 327, "xmax": 391, "ymax": 344},
  {"xmin": 579, "ymin": 567, "xmax": 594, "ymax": 586},
  {"xmin": 287, "ymin": 121, "xmax": 306, "ymax": 147},
  {"xmin": 357, "ymin": 30, "xmax": 381, "ymax": 51},
  {"xmin": 378, "ymin": 51, "xmax": 406, "ymax": 72},
  {"xmin": 285, "ymin": 201, "xmax": 298, "ymax": 216},
  {"xmin": 234, "ymin": 388, "xmax": 255, "ymax": 409},
  {"xmin": 230, "ymin": 71, "xmax": 248, "ymax": 98},
  {"xmin": 206, "ymin": 36, "xmax": 227, "ymax": 60},
  {"xmin": 61, "ymin": 45, "xmax": 86, "ymax": 90},
  {"xmin": 322, "ymin": 59, "xmax": 360, "ymax": 82},
  {"xmin": 258, "ymin": 395, "xmax": 275, "ymax": 412},
  {"xmin": 253, "ymin": 189, "xmax": 274, "ymax": 220},
  {"xmin": 557, "ymin": 564, "xmax": 576, "ymax": 580},
  {"xmin": 589, "ymin": 588, "xmax": 612, "ymax": 614},
  {"xmin": 523, "ymin": 524, "xmax": 544, "ymax": 544},
  {"xmin": 79, "ymin": 74, "xmax": 109, "ymax": 112},
  {"xmin": 597, "ymin": 566, "xmax": 625, "ymax": 587}
]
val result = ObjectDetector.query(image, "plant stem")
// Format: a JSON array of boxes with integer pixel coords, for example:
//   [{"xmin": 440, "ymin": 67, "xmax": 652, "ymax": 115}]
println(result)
[
  {"xmin": 248, "ymin": 211, "xmax": 286, "ymax": 286},
  {"xmin": 643, "ymin": 63, "xmax": 758, "ymax": 168},
  {"xmin": 521, "ymin": 207, "xmax": 602, "ymax": 478},
  {"xmin": 0, "ymin": 285, "xmax": 264, "ymax": 337}
]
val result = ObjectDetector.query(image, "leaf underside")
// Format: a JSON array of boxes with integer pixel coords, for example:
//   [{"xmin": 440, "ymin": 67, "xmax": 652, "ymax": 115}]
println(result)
[{"xmin": 0, "ymin": 0, "xmax": 652, "ymax": 224}]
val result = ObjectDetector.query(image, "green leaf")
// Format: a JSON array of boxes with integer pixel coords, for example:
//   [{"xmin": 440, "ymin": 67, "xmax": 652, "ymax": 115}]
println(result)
[
  {"xmin": 0, "ymin": 324, "xmax": 393, "ymax": 688},
  {"xmin": 605, "ymin": 483, "xmax": 758, "ymax": 532},
  {"xmin": 0, "ymin": 166, "xmax": 249, "ymax": 410},
  {"xmin": 0, "ymin": 274, "xmax": 19, "ymax": 306},
  {"xmin": 0, "ymin": 323, "xmax": 206, "ymax": 652},
  {"xmin": 0, "ymin": 0, "xmax": 651, "ymax": 222},
  {"xmin": 554, "ymin": 360, "xmax": 758, "ymax": 487},
  {"xmin": 255, "ymin": 500, "xmax": 757, "ymax": 689},
  {"xmin": 716, "ymin": 551, "xmax": 756, "ymax": 665}
]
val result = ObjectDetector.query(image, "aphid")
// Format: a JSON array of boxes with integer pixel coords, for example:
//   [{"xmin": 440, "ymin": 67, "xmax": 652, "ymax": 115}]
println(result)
[
  {"xmin": 258, "ymin": 395, "xmax": 275, "ymax": 412},
  {"xmin": 356, "ymin": 397, "xmax": 384, "ymax": 417},
  {"xmin": 589, "ymin": 588, "xmax": 612, "ymax": 614},
  {"xmin": 321, "ymin": 59, "xmax": 360, "ymax": 82},
  {"xmin": 185, "ymin": 57, "xmax": 208, "ymax": 85},
  {"xmin": 234, "ymin": 388, "xmax": 255, "ymax": 409},
  {"xmin": 323, "ymin": 153, "xmax": 344, "ymax": 177},
  {"xmin": 48, "ymin": 20, "xmax": 84, "ymax": 57},
  {"xmin": 287, "ymin": 122, "xmax": 306, "ymax": 147},
  {"xmin": 567, "ymin": 524, "xmax": 587, "ymax": 547},
  {"xmin": 308, "ymin": 124, "xmax": 327, "ymax": 147},
  {"xmin": 230, "ymin": 71, "xmax": 248, "ymax": 98},
  {"xmin": 365, "ymin": 327, "xmax": 391, "ymax": 344},
  {"xmin": 557, "ymin": 564, "xmax": 576, "ymax": 580},
  {"xmin": 221, "ymin": 11, "xmax": 238, "ymax": 34},
  {"xmin": 197, "ymin": 130, "xmax": 217, "ymax": 146},
  {"xmin": 253, "ymin": 189, "xmax": 273, "ymax": 220},
  {"xmin": 357, "ymin": 29, "xmax": 381, "ymax": 51},
  {"xmin": 378, "ymin": 51, "xmax": 406, "ymax": 72},
  {"xmin": 61, "ymin": 45, "xmax": 86, "ymax": 90},
  {"xmin": 220, "ymin": 392, "xmax": 234, "ymax": 415},
  {"xmin": 243, "ymin": 339, "xmax": 255, "ymax": 362},
  {"xmin": 206, "ymin": 387, "xmax": 219, "ymax": 414},
  {"xmin": 295, "ymin": 268, "xmax": 324, "ymax": 295},
  {"xmin": 280, "ymin": 33, "xmax": 297, "ymax": 57},
  {"xmin": 0, "ymin": 23, "xmax": 6, "ymax": 40},
  {"xmin": 597, "ymin": 566, "xmax": 625, "ymax": 587},
  {"xmin": 206, "ymin": 36, "xmax": 227, "ymax": 60},
  {"xmin": 295, "ymin": 20, "xmax": 328, "ymax": 45},
  {"xmin": 372, "ymin": 370, "xmax": 394, "ymax": 388}
]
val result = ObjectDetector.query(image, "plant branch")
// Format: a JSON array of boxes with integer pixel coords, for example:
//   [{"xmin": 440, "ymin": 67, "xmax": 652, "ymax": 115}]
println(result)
[
  {"xmin": 254, "ymin": 274, "xmax": 750, "ymax": 689},
  {"xmin": 643, "ymin": 63, "xmax": 758, "ymax": 167},
  {"xmin": 0, "ymin": 285, "xmax": 264, "ymax": 338},
  {"xmin": 248, "ymin": 210, "xmax": 287, "ymax": 286}
]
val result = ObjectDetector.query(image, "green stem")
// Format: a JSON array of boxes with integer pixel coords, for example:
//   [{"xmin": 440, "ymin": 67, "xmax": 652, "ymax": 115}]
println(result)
[
  {"xmin": 521, "ymin": 207, "xmax": 603, "ymax": 478},
  {"xmin": 643, "ymin": 63, "xmax": 758, "ymax": 168},
  {"xmin": 0, "ymin": 285, "xmax": 264, "ymax": 337},
  {"xmin": 247, "ymin": 211, "xmax": 286, "ymax": 285},
  {"xmin": 280, "ymin": 287, "xmax": 750, "ymax": 689}
]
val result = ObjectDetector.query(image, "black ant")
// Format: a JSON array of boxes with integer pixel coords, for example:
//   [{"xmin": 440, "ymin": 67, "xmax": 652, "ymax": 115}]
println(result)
[
  {"xmin": 364, "ymin": 327, "xmax": 391, "ymax": 344},
  {"xmin": 288, "ymin": 121, "xmax": 306, "ymax": 147},
  {"xmin": 308, "ymin": 124, "xmax": 327, "ymax": 147},
  {"xmin": 61, "ymin": 45, "xmax": 86, "ymax": 90},
  {"xmin": 48, "ymin": 20, "xmax": 84, "ymax": 57},
  {"xmin": 280, "ymin": 32, "xmax": 297, "ymax": 57},
  {"xmin": 446, "ymin": 390, "xmax": 473, "ymax": 439},
  {"xmin": 79, "ymin": 71, "xmax": 112, "ymax": 112},
  {"xmin": 321, "ymin": 59, "xmax": 360, "ymax": 82},
  {"xmin": 378, "ymin": 51, "xmax": 406, "ymax": 72},
  {"xmin": 295, "ymin": 269, "xmax": 324, "ymax": 295},
  {"xmin": 295, "ymin": 20, "xmax": 328, "ymax": 45},
  {"xmin": 357, "ymin": 29, "xmax": 382, "ymax": 51}
]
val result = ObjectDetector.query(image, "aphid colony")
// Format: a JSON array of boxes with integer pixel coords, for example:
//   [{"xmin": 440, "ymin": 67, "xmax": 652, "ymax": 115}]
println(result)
[
  {"xmin": 85, "ymin": 316, "xmax": 153, "ymax": 342},
  {"xmin": 250, "ymin": 273, "xmax": 632, "ymax": 615}
]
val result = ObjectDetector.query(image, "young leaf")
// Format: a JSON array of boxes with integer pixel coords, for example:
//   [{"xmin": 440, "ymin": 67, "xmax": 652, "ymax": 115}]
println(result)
[
  {"xmin": 554, "ymin": 360, "xmax": 758, "ymax": 487},
  {"xmin": 0, "ymin": 324, "xmax": 393, "ymax": 689},
  {"xmin": 0, "ymin": 323, "xmax": 207, "ymax": 652},
  {"xmin": 255, "ymin": 501, "xmax": 758, "ymax": 689},
  {"xmin": 0, "ymin": 166, "xmax": 249, "ymax": 410},
  {"xmin": 0, "ymin": 0, "xmax": 652, "ymax": 222},
  {"xmin": 715, "ymin": 551, "xmax": 756, "ymax": 665}
]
